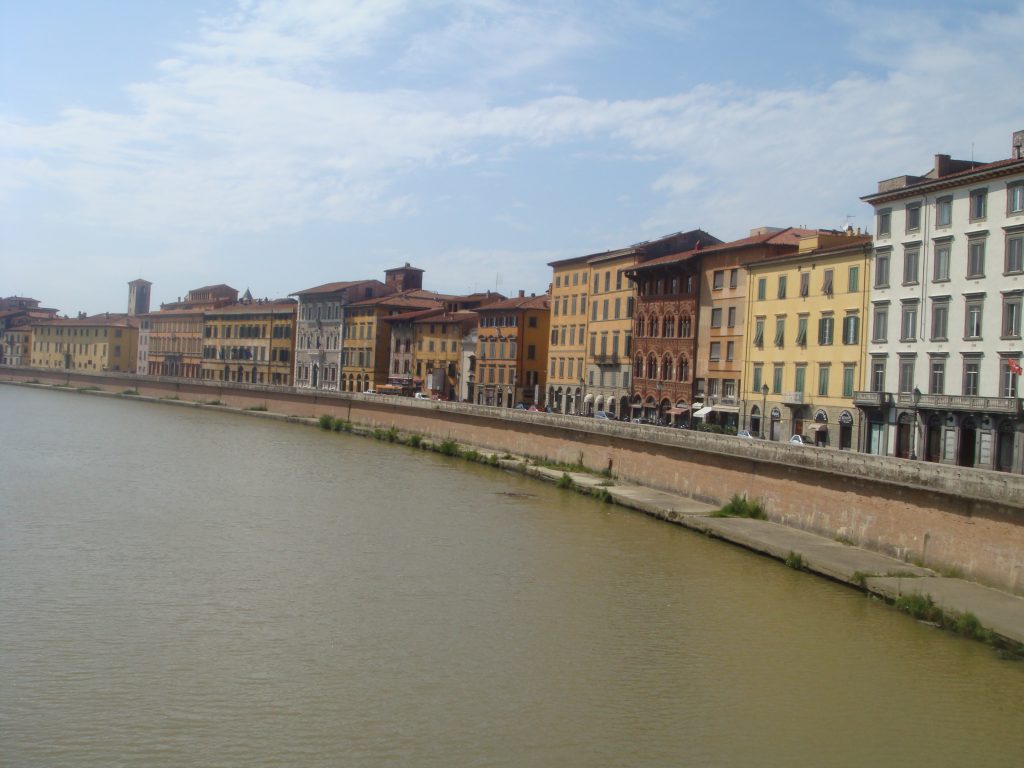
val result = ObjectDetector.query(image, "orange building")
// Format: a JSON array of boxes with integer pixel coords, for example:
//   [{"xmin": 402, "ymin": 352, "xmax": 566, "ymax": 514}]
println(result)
[{"xmin": 472, "ymin": 291, "xmax": 550, "ymax": 407}]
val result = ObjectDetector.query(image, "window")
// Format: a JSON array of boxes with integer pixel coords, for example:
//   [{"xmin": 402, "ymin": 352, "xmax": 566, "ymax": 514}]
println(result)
[
  {"xmin": 930, "ymin": 301, "xmax": 949, "ymax": 341},
  {"xmin": 933, "ymin": 242, "xmax": 951, "ymax": 281},
  {"xmin": 842, "ymin": 314, "xmax": 860, "ymax": 345},
  {"xmin": 727, "ymin": 306, "xmax": 736, "ymax": 328},
  {"xmin": 848, "ymin": 265, "xmax": 860, "ymax": 293},
  {"xmin": 602, "ymin": 299, "xmax": 609, "ymax": 320},
  {"xmin": 877, "ymin": 208, "xmax": 891, "ymax": 237},
  {"xmin": 965, "ymin": 299, "xmax": 984, "ymax": 339},
  {"xmin": 753, "ymin": 317, "xmax": 765, "ymax": 347},
  {"xmin": 757, "ymin": 278, "xmax": 767, "ymax": 301},
  {"xmin": 1006, "ymin": 234, "xmax": 1024, "ymax": 274},
  {"xmin": 614, "ymin": 298, "xmax": 621, "ymax": 318},
  {"xmin": 818, "ymin": 365, "xmax": 830, "ymax": 397},
  {"xmin": 799, "ymin": 272, "xmax": 810, "ymax": 297},
  {"xmin": 774, "ymin": 317, "xmax": 786, "ymax": 347},
  {"xmin": 898, "ymin": 356, "xmax": 915, "ymax": 393},
  {"xmin": 777, "ymin": 276, "xmax": 787, "ymax": 299},
  {"xmin": 968, "ymin": 238, "xmax": 986, "ymax": 278},
  {"xmin": 842, "ymin": 364, "xmax": 856, "ymax": 397},
  {"xmin": 1009, "ymin": 183, "xmax": 1024, "ymax": 215},
  {"xmin": 711, "ymin": 308, "xmax": 722, "ymax": 328},
  {"xmin": 709, "ymin": 342, "xmax": 721, "ymax": 361},
  {"xmin": 936, "ymin": 196, "xmax": 953, "ymax": 227},
  {"xmin": 1001, "ymin": 358, "xmax": 1019, "ymax": 398},
  {"xmin": 1002, "ymin": 294, "xmax": 1022, "ymax": 338},
  {"xmin": 872, "ymin": 305, "xmax": 889, "ymax": 343},
  {"xmin": 903, "ymin": 248, "xmax": 919, "ymax": 284},
  {"xmin": 900, "ymin": 302, "xmax": 918, "ymax": 342},
  {"xmin": 726, "ymin": 341, "xmax": 734, "ymax": 361},
  {"xmin": 713, "ymin": 270, "xmax": 724, "ymax": 290},
  {"xmin": 772, "ymin": 364, "xmax": 783, "ymax": 394},
  {"xmin": 874, "ymin": 251, "xmax": 890, "ymax": 287},
  {"xmin": 906, "ymin": 203, "xmax": 921, "ymax": 232},
  {"xmin": 818, "ymin": 315, "xmax": 834, "ymax": 346},
  {"xmin": 790, "ymin": 315, "xmax": 806, "ymax": 346},
  {"xmin": 963, "ymin": 356, "xmax": 981, "ymax": 396},
  {"xmin": 794, "ymin": 364, "xmax": 806, "ymax": 393},
  {"xmin": 729, "ymin": 269, "xmax": 738, "ymax": 289},
  {"xmin": 822, "ymin": 269, "xmax": 834, "ymax": 295},
  {"xmin": 970, "ymin": 188, "xmax": 987, "ymax": 221},
  {"xmin": 929, "ymin": 358, "xmax": 946, "ymax": 395},
  {"xmin": 870, "ymin": 358, "xmax": 886, "ymax": 392},
  {"xmin": 752, "ymin": 365, "xmax": 763, "ymax": 392}
]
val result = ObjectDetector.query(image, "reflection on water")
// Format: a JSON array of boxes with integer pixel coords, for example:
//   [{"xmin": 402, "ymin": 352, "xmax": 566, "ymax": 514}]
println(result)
[{"xmin": 2, "ymin": 385, "xmax": 1023, "ymax": 767}]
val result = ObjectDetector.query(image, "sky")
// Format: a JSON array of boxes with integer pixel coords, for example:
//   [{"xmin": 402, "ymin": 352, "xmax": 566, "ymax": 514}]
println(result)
[{"xmin": 1, "ymin": 0, "xmax": 1022, "ymax": 315}]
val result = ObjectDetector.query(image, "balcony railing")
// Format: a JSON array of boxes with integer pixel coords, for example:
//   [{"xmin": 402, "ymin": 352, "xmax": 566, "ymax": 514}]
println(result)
[
  {"xmin": 852, "ymin": 390, "xmax": 890, "ymax": 407},
  {"xmin": 593, "ymin": 353, "xmax": 621, "ymax": 365},
  {"xmin": 896, "ymin": 392, "xmax": 1021, "ymax": 414}
]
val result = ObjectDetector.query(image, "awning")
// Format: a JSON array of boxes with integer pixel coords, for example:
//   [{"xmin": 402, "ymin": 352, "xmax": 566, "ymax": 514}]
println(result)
[
  {"xmin": 584, "ymin": 393, "xmax": 595, "ymax": 403},
  {"xmin": 713, "ymin": 404, "xmax": 740, "ymax": 413},
  {"xmin": 667, "ymin": 407, "xmax": 686, "ymax": 415},
  {"xmin": 693, "ymin": 406, "xmax": 713, "ymax": 418}
]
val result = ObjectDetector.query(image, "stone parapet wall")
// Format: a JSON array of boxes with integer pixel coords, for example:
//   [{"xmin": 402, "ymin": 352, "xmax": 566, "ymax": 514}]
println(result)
[{"xmin": 5, "ymin": 365, "xmax": 1023, "ymax": 594}]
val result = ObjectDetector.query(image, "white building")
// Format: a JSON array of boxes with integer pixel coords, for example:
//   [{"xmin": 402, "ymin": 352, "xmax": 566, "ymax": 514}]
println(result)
[{"xmin": 857, "ymin": 129, "xmax": 1024, "ymax": 471}]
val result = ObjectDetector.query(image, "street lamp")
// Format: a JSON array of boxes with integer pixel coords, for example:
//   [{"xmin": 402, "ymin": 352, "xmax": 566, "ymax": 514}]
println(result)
[
  {"xmin": 910, "ymin": 386, "xmax": 922, "ymax": 460},
  {"xmin": 761, "ymin": 383, "xmax": 769, "ymax": 438}
]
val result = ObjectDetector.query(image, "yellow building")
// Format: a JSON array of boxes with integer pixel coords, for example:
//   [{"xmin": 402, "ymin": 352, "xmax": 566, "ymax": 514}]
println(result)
[
  {"xmin": 413, "ymin": 310, "xmax": 479, "ymax": 400},
  {"xmin": 30, "ymin": 314, "xmax": 139, "ymax": 372},
  {"xmin": 201, "ymin": 299, "xmax": 297, "ymax": 385},
  {"xmin": 743, "ymin": 231, "xmax": 872, "ymax": 447},
  {"xmin": 546, "ymin": 256, "xmax": 590, "ymax": 413}
]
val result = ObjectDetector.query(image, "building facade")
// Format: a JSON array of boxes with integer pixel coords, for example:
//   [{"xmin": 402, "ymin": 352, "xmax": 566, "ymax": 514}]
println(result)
[
  {"xmin": 474, "ymin": 292, "xmax": 549, "ymax": 407},
  {"xmin": 743, "ymin": 231, "xmax": 872, "ymax": 445},
  {"xmin": 201, "ymin": 299, "xmax": 297, "ymax": 385},
  {"xmin": 857, "ymin": 130, "xmax": 1024, "ymax": 470},
  {"xmin": 140, "ymin": 284, "xmax": 236, "ymax": 379},
  {"xmin": 30, "ymin": 314, "xmax": 138, "ymax": 372},
  {"xmin": 546, "ymin": 255, "xmax": 590, "ymax": 414}
]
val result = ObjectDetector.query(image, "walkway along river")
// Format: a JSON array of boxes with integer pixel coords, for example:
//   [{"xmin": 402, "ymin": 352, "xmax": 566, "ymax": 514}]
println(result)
[{"xmin": 2, "ymin": 384, "xmax": 1023, "ymax": 767}]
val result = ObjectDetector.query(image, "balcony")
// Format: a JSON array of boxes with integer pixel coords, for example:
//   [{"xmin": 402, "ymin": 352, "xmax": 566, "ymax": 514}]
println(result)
[
  {"xmin": 593, "ymin": 353, "xmax": 621, "ymax": 365},
  {"xmin": 780, "ymin": 391, "xmax": 804, "ymax": 405},
  {"xmin": 852, "ymin": 390, "xmax": 890, "ymax": 407},
  {"xmin": 896, "ymin": 392, "xmax": 1021, "ymax": 414}
]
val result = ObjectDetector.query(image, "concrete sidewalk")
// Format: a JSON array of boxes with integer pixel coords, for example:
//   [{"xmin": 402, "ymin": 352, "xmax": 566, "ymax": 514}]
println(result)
[{"xmin": 516, "ymin": 460, "xmax": 1024, "ymax": 647}]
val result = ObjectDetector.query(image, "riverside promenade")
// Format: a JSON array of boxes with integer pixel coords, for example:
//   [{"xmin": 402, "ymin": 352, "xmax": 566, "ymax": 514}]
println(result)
[{"xmin": 516, "ymin": 460, "xmax": 1024, "ymax": 648}]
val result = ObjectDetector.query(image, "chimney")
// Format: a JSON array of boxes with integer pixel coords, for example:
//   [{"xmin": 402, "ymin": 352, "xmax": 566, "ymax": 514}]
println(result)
[
  {"xmin": 1014, "ymin": 130, "xmax": 1024, "ymax": 160},
  {"xmin": 518, "ymin": 289, "xmax": 525, "ymax": 298},
  {"xmin": 934, "ymin": 154, "xmax": 953, "ymax": 177}
]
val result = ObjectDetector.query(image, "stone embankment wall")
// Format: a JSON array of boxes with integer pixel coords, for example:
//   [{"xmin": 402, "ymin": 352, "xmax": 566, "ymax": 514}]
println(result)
[{"xmin": 6, "ymin": 365, "xmax": 1024, "ymax": 595}]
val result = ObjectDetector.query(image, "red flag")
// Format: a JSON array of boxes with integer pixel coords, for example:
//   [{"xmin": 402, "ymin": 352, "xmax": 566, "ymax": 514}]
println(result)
[{"xmin": 1010, "ymin": 359, "xmax": 1022, "ymax": 376}]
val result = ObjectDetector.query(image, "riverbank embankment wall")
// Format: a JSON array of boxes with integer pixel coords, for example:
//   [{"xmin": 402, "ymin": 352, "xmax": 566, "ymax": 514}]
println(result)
[{"xmin": 5, "ymin": 365, "xmax": 1023, "ymax": 595}]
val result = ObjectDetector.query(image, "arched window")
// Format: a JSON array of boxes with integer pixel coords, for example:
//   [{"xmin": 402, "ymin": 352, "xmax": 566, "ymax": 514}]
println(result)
[
  {"xmin": 648, "ymin": 316, "xmax": 658, "ymax": 336},
  {"xmin": 678, "ymin": 356, "xmax": 689, "ymax": 382},
  {"xmin": 635, "ymin": 354, "xmax": 644, "ymax": 376},
  {"xmin": 681, "ymin": 316, "xmax": 692, "ymax": 338},
  {"xmin": 646, "ymin": 354, "xmax": 657, "ymax": 379},
  {"xmin": 661, "ymin": 355, "xmax": 672, "ymax": 380},
  {"xmin": 635, "ymin": 315, "xmax": 645, "ymax": 337},
  {"xmin": 662, "ymin": 316, "xmax": 673, "ymax": 337}
]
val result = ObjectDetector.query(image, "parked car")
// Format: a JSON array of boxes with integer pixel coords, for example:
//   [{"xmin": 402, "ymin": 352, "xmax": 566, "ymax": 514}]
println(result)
[
  {"xmin": 514, "ymin": 403, "xmax": 527, "ymax": 409},
  {"xmin": 594, "ymin": 411, "xmax": 611, "ymax": 420},
  {"xmin": 789, "ymin": 434, "xmax": 813, "ymax": 446},
  {"xmin": 363, "ymin": 389, "xmax": 378, "ymax": 395},
  {"xmin": 413, "ymin": 392, "xmax": 429, "ymax": 399},
  {"xmin": 736, "ymin": 430, "xmax": 754, "ymax": 438}
]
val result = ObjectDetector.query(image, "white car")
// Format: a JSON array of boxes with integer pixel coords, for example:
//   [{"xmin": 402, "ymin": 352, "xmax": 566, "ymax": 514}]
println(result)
[
  {"xmin": 789, "ymin": 434, "xmax": 813, "ymax": 446},
  {"xmin": 414, "ymin": 392, "xmax": 430, "ymax": 399},
  {"xmin": 363, "ymin": 389, "xmax": 378, "ymax": 395}
]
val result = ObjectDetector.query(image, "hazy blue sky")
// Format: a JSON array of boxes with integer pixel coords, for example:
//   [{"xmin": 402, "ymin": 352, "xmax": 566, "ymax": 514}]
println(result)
[{"xmin": 2, "ymin": 0, "xmax": 1022, "ymax": 314}]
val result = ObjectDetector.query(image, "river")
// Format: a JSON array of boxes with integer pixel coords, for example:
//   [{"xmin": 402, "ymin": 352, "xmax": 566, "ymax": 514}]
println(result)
[{"xmin": 1, "ymin": 384, "xmax": 1022, "ymax": 767}]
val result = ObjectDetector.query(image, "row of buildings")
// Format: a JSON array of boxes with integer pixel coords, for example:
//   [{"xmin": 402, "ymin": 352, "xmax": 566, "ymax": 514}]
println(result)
[{"xmin": 4, "ymin": 129, "xmax": 1024, "ymax": 471}]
